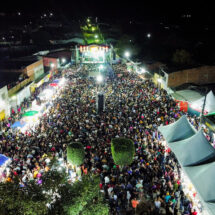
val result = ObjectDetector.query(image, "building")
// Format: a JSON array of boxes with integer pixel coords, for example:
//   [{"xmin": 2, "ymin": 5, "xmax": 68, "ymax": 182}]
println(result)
[
  {"xmin": 0, "ymin": 86, "xmax": 9, "ymax": 119},
  {"xmin": 0, "ymin": 56, "xmax": 45, "ymax": 113},
  {"xmin": 158, "ymin": 65, "xmax": 215, "ymax": 89},
  {"xmin": 0, "ymin": 56, "xmax": 44, "ymax": 81}
]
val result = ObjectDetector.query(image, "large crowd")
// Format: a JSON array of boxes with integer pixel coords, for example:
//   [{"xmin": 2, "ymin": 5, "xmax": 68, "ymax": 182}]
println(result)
[{"xmin": 0, "ymin": 63, "xmax": 204, "ymax": 215}]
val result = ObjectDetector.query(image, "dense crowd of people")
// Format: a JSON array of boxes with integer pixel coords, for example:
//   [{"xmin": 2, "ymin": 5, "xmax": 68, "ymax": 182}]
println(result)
[{"xmin": 0, "ymin": 63, "xmax": 205, "ymax": 214}]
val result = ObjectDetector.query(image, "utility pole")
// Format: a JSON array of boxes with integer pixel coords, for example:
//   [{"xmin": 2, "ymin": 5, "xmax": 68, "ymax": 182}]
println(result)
[{"xmin": 200, "ymin": 87, "xmax": 208, "ymax": 126}]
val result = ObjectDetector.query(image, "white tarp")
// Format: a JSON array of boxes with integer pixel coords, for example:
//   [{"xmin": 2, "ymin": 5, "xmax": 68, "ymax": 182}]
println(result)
[
  {"xmin": 184, "ymin": 162, "xmax": 215, "ymax": 203},
  {"xmin": 168, "ymin": 130, "xmax": 215, "ymax": 166},
  {"xmin": 158, "ymin": 115, "xmax": 197, "ymax": 143},
  {"xmin": 191, "ymin": 90, "xmax": 215, "ymax": 113}
]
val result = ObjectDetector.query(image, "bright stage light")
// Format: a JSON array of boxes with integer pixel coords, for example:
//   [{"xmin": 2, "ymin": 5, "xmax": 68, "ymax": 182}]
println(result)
[
  {"xmin": 94, "ymin": 34, "xmax": 98, "ymax": 38},
  {"xmin": 124, "ymin": 51, "xmax": 130, "ymax": 58},
  {"xmin": 96, "ymin": 75, "xmax": 103, "ymax": 83},
  {"xmin": 61, "ymin": 58, "xmax": 66, "ymax": 63}
]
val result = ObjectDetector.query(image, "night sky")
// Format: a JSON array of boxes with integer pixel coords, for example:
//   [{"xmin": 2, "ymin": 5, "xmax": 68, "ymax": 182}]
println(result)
[{"xmin": 1, "ymin": 0, "xmax": 214, "ymax": 23}]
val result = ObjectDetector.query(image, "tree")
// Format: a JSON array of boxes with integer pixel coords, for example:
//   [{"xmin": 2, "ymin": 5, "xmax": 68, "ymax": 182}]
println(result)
[
  {"xmin": 0, "ymin": 178, "xmax": 48, "ymax": 215},
  {"xmin": 63, "ymin": 176, "xmax": 109, "ymax": 215},
  {"xmin": 67, "ymin": 142, "xmax": 85, "ymax": 166},
  {"xmin": 111, "ymin": 137, "xmax": 135, "ymax": 167},
  {"xmin": 172, "ymin": 49, "xmax": 193, "ymax": 65}
]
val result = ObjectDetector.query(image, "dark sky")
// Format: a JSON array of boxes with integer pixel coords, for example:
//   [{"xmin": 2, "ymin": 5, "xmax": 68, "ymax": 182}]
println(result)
[{"xmin": 1, "ymin": 0, "xmax": 214, "ymax": 22}]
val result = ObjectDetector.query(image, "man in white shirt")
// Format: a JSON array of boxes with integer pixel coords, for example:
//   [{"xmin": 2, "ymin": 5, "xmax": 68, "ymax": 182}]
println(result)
[{"xmin": 104, "ymin": 176, "xmax": 110, "ymax": 184}]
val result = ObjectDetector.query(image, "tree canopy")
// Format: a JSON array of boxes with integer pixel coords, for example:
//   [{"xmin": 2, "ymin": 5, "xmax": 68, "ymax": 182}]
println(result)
[
  {"xmin": 67, "ymin": 142, "xmax": 85, "ymax": 166},
  {"xmin": 111, "ymin": 137, "xmax": 135, "ymax": 166}
]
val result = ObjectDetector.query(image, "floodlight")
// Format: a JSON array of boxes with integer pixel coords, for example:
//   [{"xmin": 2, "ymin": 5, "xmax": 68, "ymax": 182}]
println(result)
[
  {"xmin": 97, "ymin": 75, "xmax": 103, "ymax": 83},
  {"xmin": 124, "ymin": 51, "xmax": 130, "ymax": 58}
]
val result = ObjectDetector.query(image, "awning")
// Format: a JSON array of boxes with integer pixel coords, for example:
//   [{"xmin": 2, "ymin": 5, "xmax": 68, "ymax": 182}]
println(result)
[
  {"xmin": 0, "ymin": 154, "xmax": 10, "ymax": 167},
  {"xmin": 11, "ymin": 121, "xmax": 27, "ymax": 128},
  {"xmin": 22, "ymin": 110, "xmax": 39, "ymax": 117},
  {"xmin": 158, "ymin": 115, "xmax": 197, "ymax": 142},
  {"xmin": 184, "ymin": 162, "xmax": 215, "ymax": 202},
  {"xmin": 168, "ymin": 130, "xmax": 215, "ymax": 166}
]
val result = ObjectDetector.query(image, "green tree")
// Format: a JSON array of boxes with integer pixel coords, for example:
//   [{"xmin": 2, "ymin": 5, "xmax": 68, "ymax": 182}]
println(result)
[
  {"xmin": 111, "ymin": 137, "xmax": 135, "ymax": 167},
  {"xmin": 172, "ymin": 49, "xmax": 193, "ymax": 65},
  {"xmin": 67, "ymin": 142, "xmax": 85, "ymax": 166},
  {"xmin": 0, "ymin": 178, "xmax": 48, "ymax": 215},
  {"xmin": 64, "ymin": 176, "xmax": 109, "ymax": 215}
]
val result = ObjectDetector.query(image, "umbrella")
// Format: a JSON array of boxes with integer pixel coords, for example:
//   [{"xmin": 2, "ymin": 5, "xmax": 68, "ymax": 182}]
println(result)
[
  {"xmin": 22, "ymin": 111, "xmax": 39, "ymax": 117},
  {"xmin": 0, "ymin": 154, "xmax": 10, "ymax": 166},
  {"xmin": 11, "ymin": 121, "xmax": 27, "ymax": 129},
  {"xmin": 53, "ymin": 79, "xmax": 59, "ymax": 83},
  {"xmin": 50, "ymin": 83, "xmax": 58, "ymax": 87}
]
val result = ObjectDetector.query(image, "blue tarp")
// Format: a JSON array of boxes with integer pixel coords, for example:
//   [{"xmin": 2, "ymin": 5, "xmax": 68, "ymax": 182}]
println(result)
[
  {"xmin": 0, "ymin": 154, "xmax": 9, "ymax": 166},
  {"xmin": 11, "ymin": 121, "xmax": 27, "ymax": 129},
  {"xmin": 53, "ymin": 79, "xmax": 60, "ymax": 83}
]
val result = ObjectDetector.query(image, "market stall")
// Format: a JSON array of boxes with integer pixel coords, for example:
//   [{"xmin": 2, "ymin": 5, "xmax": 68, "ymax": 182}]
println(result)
[
  {"xmin": 159, "ymin": 116, "xmax": 215, "ymax": 215},
  {"xmin": 0, "ymin": 154, "xmax": 11, "ymax": 182}
]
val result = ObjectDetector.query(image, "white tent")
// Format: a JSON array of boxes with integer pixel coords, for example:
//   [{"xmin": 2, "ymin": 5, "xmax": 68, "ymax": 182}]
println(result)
[
  {"xmin": 184, "ymin": 162, "xmax": 215, "ymax": 203},
  {"xmin": 205, "ymin": 202, "xmax": 215, "ymax": 215},
  {"xmin": 191, "ymin": 90, "xmax": 215, "ymax": 114},
  {"xmin": 168, "ymin": 130, "xmax": 215, "ymax": 167},
  {"xmin": 158, "ymin": 115, "xmax": 197, "ymax": 143}
]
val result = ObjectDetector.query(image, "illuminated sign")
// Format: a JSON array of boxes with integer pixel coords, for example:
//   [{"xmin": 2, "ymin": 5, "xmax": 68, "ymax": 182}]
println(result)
[{"xmin": 79, "ymin": 45, "xmax": 109, "ymax": 53}]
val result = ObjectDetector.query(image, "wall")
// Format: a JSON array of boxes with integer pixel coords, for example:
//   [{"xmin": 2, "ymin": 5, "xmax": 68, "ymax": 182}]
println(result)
[
  {"xmin": 9, "ymin": 84, "xmax": 31, "ymax": 109},
  {"xmin": 47, "ymin": 51, "xmax": 72, "ymax": 62},
  {"xmin": 25, "ymin": 59, "xmax": 44, "ymax": 79},
  {"xmin": 34, "ymin": 64, "xmax": 44, "ymax": 80},
  {"xmin": 0, "ymin": 86, "xmax": 9, "ymax": 119},
  {"xmin": 167, "ymin": 66, "xmax": 215, "ymax": 88},
  {"xmin": 8, "ymin": 76, "xmax": 34, "ymax": 97},
  {"xmin": 43, "ymin": 57, "xmax": 58, "ymax": 68},
  {"xmin": 43, "ymin": 57, "xmax": 58, "ymax": 75}
]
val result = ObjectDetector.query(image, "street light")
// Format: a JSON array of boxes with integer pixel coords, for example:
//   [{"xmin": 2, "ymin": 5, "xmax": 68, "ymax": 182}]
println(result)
[
  {"xmin": 62, "ymin": 58, "xmax": 66, "ymax": 63},
  {"xmin": 51, "ymin": 63, "xmax": 55, "ymax": 68},
  {"xmin": 94, "ymin": 34, "xmax": 98, "ymax": 39},
  {"xmin": 96, "ymin": 75, "xmax": 103, "ymax": 83},
  {"xmin": 147, "ymin": 33, "xmax": 151, "ymax": 38},
  {"xmin": 141, "ymin": 68, "xmax": 147, "ymax": 73},
  {"xmin": 124, "ymin": 51, "xmax": 130, "ymax": 58}
]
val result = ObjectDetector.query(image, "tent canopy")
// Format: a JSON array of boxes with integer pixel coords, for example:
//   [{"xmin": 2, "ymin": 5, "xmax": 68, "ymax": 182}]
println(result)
[
  {"xmin": 191, "ymin": 90, "xmax": 215, "ymax": 113},
  {"xmin": 0, "ymin": 154, "xmax": 10, "ymax": 166},
  {"xmin": 168, "ymin": 130, "xmax": 215, "ymax": 167},
  {"xmin": 11, "ymin": 121, "xmax": 26, "ymax": 128},
  {"xmin": 22, "ymin": 110, "xmax": 39, "ymax": 117},
  {"xmin": 53, "ymin": 79, "xmax": 59, "ymax": 83},
  {"xmin": 205, "ymin": 202, "xmax": 215, "ymax": 215},
  {"xmin": 184, "ymin": 162, "xmax": 215, "ymax": 202},
  {"xmin": 50, "ymin": 83, "xmax": 58, "ymax": 87},
  {"xmin": 158, "ymin": 115, "xmax": 196, "ymax": 143}
]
